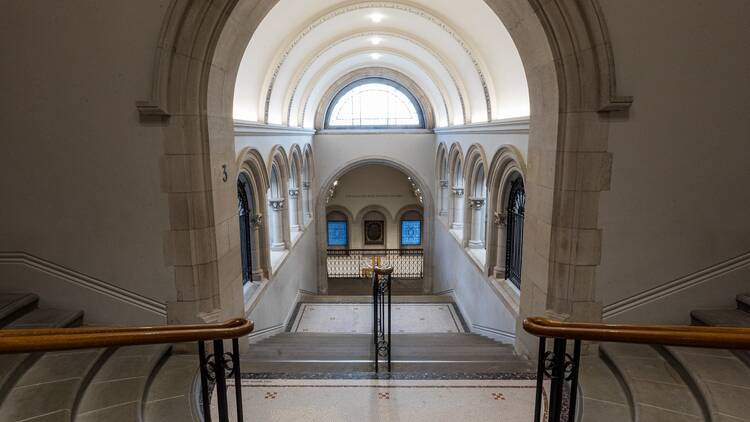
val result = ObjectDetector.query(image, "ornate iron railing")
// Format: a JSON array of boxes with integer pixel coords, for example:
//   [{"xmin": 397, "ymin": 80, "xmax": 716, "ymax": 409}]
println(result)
[
  {"xmin": 372, "ymin": 266, "xmax": 393, "ymax": 372},
  {"xmin": 326, "ymin": 248, "xmax": 424, "ymax": 279}
]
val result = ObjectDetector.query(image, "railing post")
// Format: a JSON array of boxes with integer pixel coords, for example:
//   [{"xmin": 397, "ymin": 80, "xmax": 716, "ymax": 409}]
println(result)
[
  {"xmin": 232, "ymin": 338, "xmax": 244, "ymax": 422},
  {"xmin": 198, "ymin": 341, "xmax": 212, "ymax": 422},
  {"xmin": 548, "ymin": 338, "xmax": 567, "ymax": 422},
  {"xmin": 567, "ymin": 340, "xmax": 582, "ymax": 422},
  {"xmin": 533, "ymin": 337, "xmax": 546, "ymax": 422},
  {"xmin": 373, "ymin": 270, "xmax": 379, "ymax": 373},
  {"xmin": 213, "ymin": 339, "xmax": 230, "ymax": 422},
  {"xmin": 387, "ymin": 271, "xmax": 391, "ymax": 372}
]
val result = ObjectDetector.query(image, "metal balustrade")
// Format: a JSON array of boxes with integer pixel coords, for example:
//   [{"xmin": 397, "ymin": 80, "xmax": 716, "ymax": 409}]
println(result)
[{"xmin": 326, "ymin": 249, "xmax": 424, "ymax": 279}]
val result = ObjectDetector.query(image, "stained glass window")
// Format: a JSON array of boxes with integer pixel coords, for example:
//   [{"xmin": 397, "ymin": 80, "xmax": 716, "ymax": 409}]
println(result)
[
  {"xmin": 327, "ymin": 221, "xmax": 348, "ymax": 246},
  {"xmin": 401, "ymin": 220, "xmax": 422, "ymax": 246},
  {"xmin": 326, "ymin": 78, "xmax": 424, "ymax": 128}
]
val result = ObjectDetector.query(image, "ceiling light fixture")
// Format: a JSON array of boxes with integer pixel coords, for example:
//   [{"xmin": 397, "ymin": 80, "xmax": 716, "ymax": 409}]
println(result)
[
  {"xmin": 370, "ymin": 53, "xmax": 382, "ymax": 60},
  {"xmin": 369, "ymin": 13, "xmax": 384, "ymax": 23},
  {"xmin": 370, "ymin": 37, "xmax": 382, "ymax": 45}
]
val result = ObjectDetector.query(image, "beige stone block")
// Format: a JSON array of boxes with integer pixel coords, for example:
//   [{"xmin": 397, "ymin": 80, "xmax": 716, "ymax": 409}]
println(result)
[
  {"xmin": 556, "ymin": 45, "xmax": 610, "ymax": 113},
  {"xmin": 526, "ymin": 61, "xmax": 560, "ymax": 118},
  {"xmin": 528, "ymin": 109, "xmax": 559, "ymax": 152},
  {"xmin": 167, "ymin": 297, "xmax": 215, "ymax": 325},
  {"xmin": 192, "ymin": 226, "xmax": 218, "ymax": 264},
  {"xmin": 162, "ymin": 115, "xmax": 205, "ymax": 155},
  {"xmin": 560, "ymin": 111, "xmax": 610, "ymax": 152},
  {"xmin": 554, "ymin": 190, "xmax": 600, "ymax": 229},
  {"xmin": 575, "ymin": 228, "xmax": 602, "ymax": 266},
  {"xmin": 217, "ymin": 245, "xmax": 242, "ymax": 291},
  {"xmin": 523, "ymin": 248, "xmax": 550, "ymax": 289},
  {"xmin": 206, "ymin": 65, "xmax": 227, "ymax": 117},
  {"xmin": 215, "ymin": 219, "xmax": 231, "ymax": 259},
  {"xmin": 166, "ymin": 53, "xmax": 204, "ymax": 116},
  {"xmin": 571, "ymin": 301, "xmax": 603, "ymax": 322},
  {"xmin": 571, "ymin": 266, "xmax": 597, "ymax": 302},
  {"xmin": 576, "ymin": 152, "xmax": 613, "ymax": 192}
]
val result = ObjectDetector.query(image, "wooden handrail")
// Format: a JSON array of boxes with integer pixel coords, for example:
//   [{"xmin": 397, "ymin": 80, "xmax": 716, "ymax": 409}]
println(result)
[
  {"xmin": 0, "ymin": 318, "xmax": 254, "ymax": 354},
  {"xmin": 523, "ymin": 317, "xmax": 750, "ymax": 349}
]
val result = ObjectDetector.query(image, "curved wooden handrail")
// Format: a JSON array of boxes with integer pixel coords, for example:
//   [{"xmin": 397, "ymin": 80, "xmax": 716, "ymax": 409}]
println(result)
[
  {"xmin": 0, "ymin": 318, "xmax": 254, "ymax": 354},
  {"xmin": 523, "ymin": 317, "xmax": 750, "ymax": 349}
]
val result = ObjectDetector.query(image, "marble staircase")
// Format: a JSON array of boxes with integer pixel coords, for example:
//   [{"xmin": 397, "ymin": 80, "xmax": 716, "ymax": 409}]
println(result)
[
  {"xmin": 0, "ymin": 293, "xmax": 199, "ymax": 422},
  {"xmin": 579, "ymin": 293, "xmax": 750, "ymax": 422}
]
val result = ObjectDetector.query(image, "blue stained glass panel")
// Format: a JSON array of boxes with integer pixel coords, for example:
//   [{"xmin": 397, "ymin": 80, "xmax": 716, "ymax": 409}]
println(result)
[
  {"xmin": 401, "ymin": 220, "xmax": 422, "ymax": 246},
  {"xmin": 327, "ymin": 221, "xmax": 348, "ymax": 246}
]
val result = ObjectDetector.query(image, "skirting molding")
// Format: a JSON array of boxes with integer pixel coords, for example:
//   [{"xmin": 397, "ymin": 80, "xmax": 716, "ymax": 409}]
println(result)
[
  {"xmin": 247, "ymin": 323, "xmax": 285, "ymax": 343},
  {"xmin": 471, "ymin": 323, "xmax": 515, "ymax": 343},
  {"xmin": 603, "ymin": 251, "xmax": 750, "ymax": 320},
  {"xmin": 0, "ymin": 251, "xmax": 167, "ymax": 317}
]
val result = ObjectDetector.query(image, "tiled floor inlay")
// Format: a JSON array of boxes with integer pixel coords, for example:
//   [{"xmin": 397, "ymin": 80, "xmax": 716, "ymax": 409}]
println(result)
[
  {"xmin": 290, "ymin": 303, "xmax": 464, "ymax": 334},
  {"xmin": 212, "ymin": 378, "xmax": 549, "ymax": 422}
]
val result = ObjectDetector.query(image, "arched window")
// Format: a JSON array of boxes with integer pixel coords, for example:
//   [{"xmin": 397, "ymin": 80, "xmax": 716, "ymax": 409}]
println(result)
[
  {"xmin": 238, "ymin": 174, "xmax": 254, "ymax": 284},
  {"xmin": 326, "ymin": 211, "xmax": 349, "ymax": 248},
  {"xmin": 505, "ymin": 178, "xmax": 525, "ymax": 288},
  {"xmin": 325, "ymin": 78, "xmax": 425, "ymax": 129},
  {"xmin": 399, "ymin": 210, "xmax": 423, "ymax": 248}
]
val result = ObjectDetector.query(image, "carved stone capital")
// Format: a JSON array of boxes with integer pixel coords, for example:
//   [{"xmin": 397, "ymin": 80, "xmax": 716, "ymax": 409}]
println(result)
[
  {"xmin": 288, "ymin": 188, "xmax": 300, "ymax": 198},
  {"xmin": 452, "ymin": 188, "xmax": 464, "ymax": 197},
  {"xmin": 269, "ymin": 198, "xmax": 285, "ymax": 210},
  {"xmin": 494, "ymin": 211, "xmax": 507, "ymax": 226},
  {"xmin": 439, "ymin": 180, "xmax": 449, "ymax": 188},
  {"xmin": 302, "ymin": 182, "xmax": 311, "ymax": 189},
  {"xmin": 249, "ymin": 213, "xmax": 263, "ymax": 228},
  {"xmin": 469, "ymin": 198, "xmax": 486, "ymax": 210}
]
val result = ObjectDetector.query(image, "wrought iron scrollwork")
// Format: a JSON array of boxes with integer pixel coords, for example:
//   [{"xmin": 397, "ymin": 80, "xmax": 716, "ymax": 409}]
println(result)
[
  {"xmin": 533, "ymin": 338, "xmax": 582, "ymax": 422},
  {"xmin": 372, "ymin": 267, "xmax": 393, "ymax": 372},
  {"xmin": 198, "ymin": 339, "xmax": 244, "ymax": 422}
]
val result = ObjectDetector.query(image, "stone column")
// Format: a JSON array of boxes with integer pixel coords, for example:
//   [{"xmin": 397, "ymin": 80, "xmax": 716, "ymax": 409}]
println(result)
[
  {"xmin": 493, "ymin": 211, "xmax": 507, "ymax": 278},
  {"xmin": 288, "ymin": 189, "xmax": 300, "ymax": 232},
  {"xmin": 468, "ymin": 198, "xmax": 486, "ymax": 248},
  {"xmin": 302, "ymin": 181, "xmax": 312, "ymax": 222},
  {"xmin": 268, "ymin": 198, "xmax": 286, "ymax": 251},
  {"xmin": 439, "ymin": 180, "xmax": 449, "ymax": 216},
  {"xmin": 451, "ymin": 188, "xmax": 464, "ymax": 230},
  {"xmin": 249, "ymin": 213, "xmax": 264, "ymax": 280}
]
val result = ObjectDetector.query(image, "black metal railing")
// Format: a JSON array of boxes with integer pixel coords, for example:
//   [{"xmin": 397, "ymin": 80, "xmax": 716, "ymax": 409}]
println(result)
[
  {"xmin": 372, "ymin": 266, "xmax": 393, "ymax": 372},
  {"xmin": 198, "ymin": 338, "xmax": 244, "ymax": 422},
  {"xmin": 327, "ymin": 248, "xmax": 423, "ymax": 279},
  {"xmin": 532, "ymin": 337, "xmax": 582, "ymax": 422}
]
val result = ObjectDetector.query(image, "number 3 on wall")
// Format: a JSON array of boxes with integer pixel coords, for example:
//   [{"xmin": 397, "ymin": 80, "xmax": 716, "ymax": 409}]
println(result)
[{"xmin": 222, "ymin": 164, "xmax": 228, "ymax": 182}]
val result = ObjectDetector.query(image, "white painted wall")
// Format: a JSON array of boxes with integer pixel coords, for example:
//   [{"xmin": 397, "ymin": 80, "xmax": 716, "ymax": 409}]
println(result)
[
  {"xmin": 596, "ymin": 0, "xmax": 750, "ymax": 323},
  {"xmin": 246, "ymin": 225, "xmax": 318, "ymax": 339},
  {"xmin": 314, "ymin": 133, "xmax": 436, "ymax": 197},
  {"xmin": 432, "ymin": 221, "xmax": 517, "ymax": 342},
  {"xmin": 0, "ymin": 1, "xmax": 173, "ymax": 324}
]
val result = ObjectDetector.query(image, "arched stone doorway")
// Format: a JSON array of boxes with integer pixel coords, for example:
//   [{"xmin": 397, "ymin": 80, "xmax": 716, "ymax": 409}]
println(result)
[
  {"xmin": 150, "ymin": 0, "xmax": 631, "ymax": 355},
  {"xmin": 314, "ymin": 157, "xmax": 435, "ymax": 295}
]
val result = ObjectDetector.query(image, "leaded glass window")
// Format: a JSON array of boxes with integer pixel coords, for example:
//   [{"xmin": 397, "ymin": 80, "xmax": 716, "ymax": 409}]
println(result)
[
  {"xmin": 401, "ymin": 220, "xmax": 422, "ymax": 246},
  {"xmin": 327, "ymin": 220, "xmax": 348, "ymax": 247}
]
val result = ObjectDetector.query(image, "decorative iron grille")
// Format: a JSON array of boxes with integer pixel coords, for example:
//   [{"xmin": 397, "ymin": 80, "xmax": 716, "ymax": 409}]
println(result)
[
  {"xmin": 505, "ymin": 178, "xmax": 525, "ymax": 289},
  {"xmin": 326, "ymin": 249, "xmax": 424, "ymax": 279}
]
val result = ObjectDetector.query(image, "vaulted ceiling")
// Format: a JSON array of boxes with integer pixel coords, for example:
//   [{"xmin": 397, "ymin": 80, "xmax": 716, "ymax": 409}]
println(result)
[{"xmin": 233, "ymin": 0, "xmax": 529, "ymax": 128}]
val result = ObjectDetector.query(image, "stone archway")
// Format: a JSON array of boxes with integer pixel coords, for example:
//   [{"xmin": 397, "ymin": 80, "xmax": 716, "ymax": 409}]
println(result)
[
  {"xmin": 148, "ymin": 0, "xmax": 631, "ymax": 356},
  {"xmin": 313, "ymin": 157, "xmax": 435, "ymax": 295}
]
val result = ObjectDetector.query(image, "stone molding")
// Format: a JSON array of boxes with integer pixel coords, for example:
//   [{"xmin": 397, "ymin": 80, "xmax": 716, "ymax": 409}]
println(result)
[{"xmin": 0, "ymin": 251, "xmax": 167, "ymax": 317}]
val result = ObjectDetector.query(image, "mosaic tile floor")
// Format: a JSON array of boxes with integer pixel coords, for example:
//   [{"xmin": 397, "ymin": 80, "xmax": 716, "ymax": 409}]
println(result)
[
  {"xmin": 290, "ymin": 303, "xmax": 465, "ymax": 334},
  {"xmin": 212, "ymin": 378, "xmax": 549, "ymax": 422}
]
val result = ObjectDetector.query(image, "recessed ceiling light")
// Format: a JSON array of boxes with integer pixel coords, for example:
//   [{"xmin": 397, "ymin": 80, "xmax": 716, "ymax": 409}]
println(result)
[
  {"xmin": 370, "ymin": 53, "xmax": 382, "ymax": 60},
  {"xmin": 369, "ymin": 13, "xmax": 384, "ymax": 23},
  {"xmin": 370, "ymin": 37, "xmax": 382, "ymax": 45}
]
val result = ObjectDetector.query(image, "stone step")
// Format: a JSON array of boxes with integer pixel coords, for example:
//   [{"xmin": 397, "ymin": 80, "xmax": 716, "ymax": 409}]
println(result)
[
  {"xmin": 75, "ymin": 344, "xmax": 171, "ymax": 422},
  {"xmin": 5, "ymin": 307, "xmax": 84, "ymax": 330},
  {"xmin": 737, "ymin": 293, "xmax": 750, "ymax": 313},
  {"xmin": 0, "ymin": 305, "xmax": 85, "ymax": 409},
  {"xmin": 0, "ymin": 293, "xmax": 38, "ymax": 327},
  {"xmin": 0, "ymin": 349, "xmax": 107, "ymax": 422},
  {"xmin": 578, "ymin": 353, "xmax": 631, "ymax": 422},
  {"xmin": 600, "ymin": 343, "xmax": 706, "ymax": 421},
  {"xmin": 257, "ymin": 333, "xmax": 502, "ymax": 347},
  {"xmin": 664, "ymin": 346, "xmax": 750, "ymax": 422},
  {"xmin": 239, "ymin": 359, "xmax": 535, "ymax": 374},
  {"xmin": 691, "ymin": 308, "xmax": 750, "ymax": 327},
  {"xmin": 143, "ymin": 354, "xmax": 199, "ymax": 422}
]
